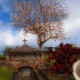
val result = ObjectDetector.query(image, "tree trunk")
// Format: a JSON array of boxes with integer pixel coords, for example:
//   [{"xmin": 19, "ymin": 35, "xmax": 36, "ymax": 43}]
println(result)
[
  {"xmin": 37, "ymin": 35, "xmax": 43, "ymax": 49},
  {"xmin": 38, "ymin": 42, "xmax": 42, "ymax": 49}
]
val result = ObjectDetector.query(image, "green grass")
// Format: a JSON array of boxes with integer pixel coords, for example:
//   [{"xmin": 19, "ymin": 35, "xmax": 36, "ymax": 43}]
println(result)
[{"xmin": 0, "ymin": 65, "xmax": 13, "ymax": 80}]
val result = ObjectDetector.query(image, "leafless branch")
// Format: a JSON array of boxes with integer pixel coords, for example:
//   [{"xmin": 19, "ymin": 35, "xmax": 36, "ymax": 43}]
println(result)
[{"xmin": 10, "ymin": 0, "xmax": 68, "ymax": 48}]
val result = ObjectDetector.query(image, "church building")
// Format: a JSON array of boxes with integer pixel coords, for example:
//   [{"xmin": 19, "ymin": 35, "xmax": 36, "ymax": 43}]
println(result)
[{"xmin": 6, "ymin": 36, "xmax": 45, "ymax": 72}]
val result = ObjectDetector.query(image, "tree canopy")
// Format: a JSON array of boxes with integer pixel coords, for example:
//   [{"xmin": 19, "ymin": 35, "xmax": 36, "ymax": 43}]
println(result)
[{"xmin": 11, "ymin": 0, "xmax": 68, "ymax": 48}]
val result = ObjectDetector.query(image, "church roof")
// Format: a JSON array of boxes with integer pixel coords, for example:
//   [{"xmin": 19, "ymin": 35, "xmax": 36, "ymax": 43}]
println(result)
[{"xmin": 8, "ymin": 46, "xmax": 43, "ymax": 53}]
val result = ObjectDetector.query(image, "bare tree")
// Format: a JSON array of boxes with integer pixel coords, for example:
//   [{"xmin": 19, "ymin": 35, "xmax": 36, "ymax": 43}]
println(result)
[{"xmin": 11, "ymin": 0, "xmax": 68, "ymax": 48}]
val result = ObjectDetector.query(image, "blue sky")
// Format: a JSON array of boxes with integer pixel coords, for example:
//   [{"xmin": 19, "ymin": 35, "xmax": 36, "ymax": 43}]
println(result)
[{"xmin": 0, "ymin": 0, "xmax": 80, "ymax": 53}]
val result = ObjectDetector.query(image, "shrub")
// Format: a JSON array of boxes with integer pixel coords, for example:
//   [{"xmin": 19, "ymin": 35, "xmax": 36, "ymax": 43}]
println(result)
[{"xmin": 48, "ymin": 43, "xmax": 80, "ymax": 74}]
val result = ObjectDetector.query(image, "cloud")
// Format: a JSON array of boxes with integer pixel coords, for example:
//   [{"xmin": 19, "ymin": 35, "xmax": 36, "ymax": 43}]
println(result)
[
  {"xmin": 0, "ymin": 21, "xmax": 61, "ymax": 53},
  {"xmin": 0, "ymin": 29, "xmax": 39, "ymax": 49},
  {"xmin": 64, "ymin": 0, "xmax": 80, "ymax": 37},
  {"xmin": 66, "ymin": 0, "xmax": 80, "ymax": 22},
  {"xmin": 62, "ymin": 18, "xmax": 80, "ymax": 46},
  {"xmin": 43, "ymin": 39, "xmax": 61, "ymax": 47},
  {"xmin": 59, "ymin": 0, "xmax": 80, "ymax": 46},
  {"xmin": 63, "ymin": 19, "xmax": 80, "ymax": 36},
  {"xmin": 0, "ymin": 21, "xmax": 39, "ymax": 53}
]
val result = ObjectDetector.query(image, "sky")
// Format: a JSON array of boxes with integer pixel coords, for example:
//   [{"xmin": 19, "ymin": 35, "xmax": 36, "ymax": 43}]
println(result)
[{"xmin": 0, "ymin": 0, "xmax": 80, "ymax": 53}]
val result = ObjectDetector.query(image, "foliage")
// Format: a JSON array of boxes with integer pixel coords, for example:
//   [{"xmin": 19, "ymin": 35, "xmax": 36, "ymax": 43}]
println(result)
[
  {"xmin": 2, "ymin": 46, "xmax": 18, "ymax": 54},
  {"xmin": 0, "ymin": 65, "xmax": 13, "ymax": 80},
  {"xmin": 0, "ymin": 54, "xmax": 6, "ymax": 58},
  {"xmin": 11, "ymin": 0, "xmax": 68, "ymax": 48},
  {"xmin": 48, "ymin": 43, "xmax": 80, "ymax": 74}
]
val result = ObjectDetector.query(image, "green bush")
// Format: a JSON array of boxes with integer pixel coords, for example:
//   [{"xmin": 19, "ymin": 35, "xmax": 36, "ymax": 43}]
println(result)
[
  {"xmin": 0, "ymin": 65, "xmax": 13, "ymax": 80},
  {"xmin": 0, "ymin": 54, "xmax": 6, "ymax": 58}
]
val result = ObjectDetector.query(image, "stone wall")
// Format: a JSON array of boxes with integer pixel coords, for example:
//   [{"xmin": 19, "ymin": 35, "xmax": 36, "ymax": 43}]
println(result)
[{"xmin": 6, "ymin": 54, "xmax": 45, "ymax": 72}]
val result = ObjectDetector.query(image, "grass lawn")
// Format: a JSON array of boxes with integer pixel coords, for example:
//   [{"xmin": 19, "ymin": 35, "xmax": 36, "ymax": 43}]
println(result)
[{"xmin": 0, "ymin": 65, "xmax": 13, "ymax": 80}]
